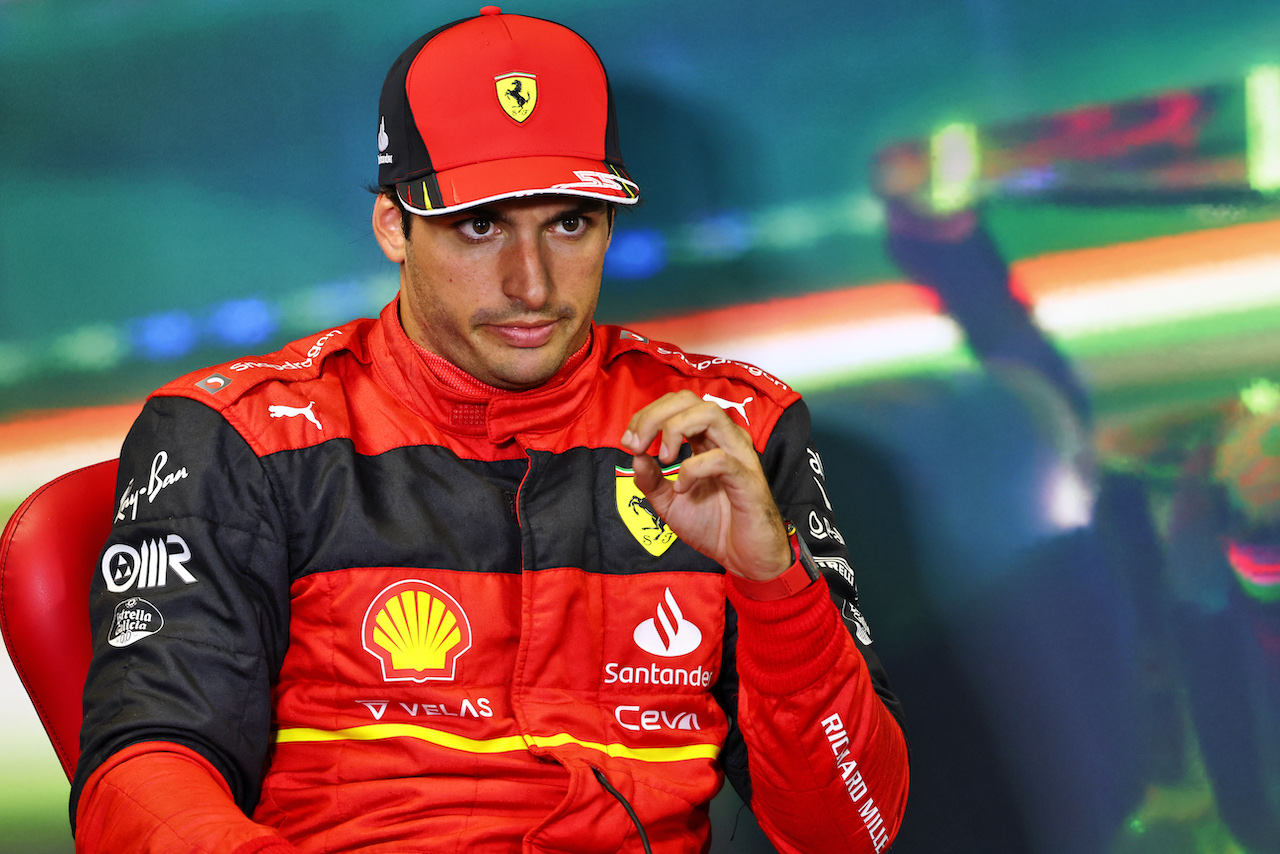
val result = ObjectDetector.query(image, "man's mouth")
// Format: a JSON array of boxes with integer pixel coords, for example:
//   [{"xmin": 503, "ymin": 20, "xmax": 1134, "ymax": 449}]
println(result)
[{"xmin": 487, "ymin": 320, "xmax": 558, "ymax": 348}]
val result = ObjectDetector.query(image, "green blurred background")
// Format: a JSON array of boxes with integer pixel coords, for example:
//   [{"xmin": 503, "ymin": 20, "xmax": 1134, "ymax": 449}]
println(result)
[
  {"xmin": 6, "ymin": 1, "xmax": 1280, "ymax": 852},
  {"xmin": 6, "ymin": 0, "xmax": 1280, "ymax": 412}
]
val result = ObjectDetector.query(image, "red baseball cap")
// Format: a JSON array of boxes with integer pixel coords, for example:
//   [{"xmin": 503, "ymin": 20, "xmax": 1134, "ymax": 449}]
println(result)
[{"xmin": 377, "ymin": 7, "xmax": 640, "ymax": 216}]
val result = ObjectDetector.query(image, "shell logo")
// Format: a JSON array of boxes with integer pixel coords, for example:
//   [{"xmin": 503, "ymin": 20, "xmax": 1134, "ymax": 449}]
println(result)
[{"xmin": 361, "ymin": 580, "xmax": 472, "ymax": 682}]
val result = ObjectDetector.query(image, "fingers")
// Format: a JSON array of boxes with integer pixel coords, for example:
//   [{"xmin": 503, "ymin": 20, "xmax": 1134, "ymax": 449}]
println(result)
[
  {"xmin": 630, "ymin": 449, "xmax": 671, "ymax": 498},
  {"xmin": 622, "ymin": 390, "xmax": 793, "ymax": 579},
  {"xmin": 623, "ymin": 389, "xmax": 766, "ymax": 515},
  {"xmin": 661, "ymin": 446, "xmax": 743, "ymax": 495},
  {"xmin": 621, "ymin": 390, "xmax": 754, "ymax": 466}
]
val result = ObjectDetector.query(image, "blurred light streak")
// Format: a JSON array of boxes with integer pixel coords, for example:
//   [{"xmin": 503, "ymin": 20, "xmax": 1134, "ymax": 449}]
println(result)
[
  {"xmin": 209, "ymin": 297, "xmax": 277, "ymax": 347},
  {"xmin": 604, "ymin": 228, "xmax": 668, "ymax": 280},
  {"xmin": 0, "ymin": 341, "xmax": 33, "ymax": 386},
  {"xmin": 135, "ymin": 311, "xmax": 198, "ymax": 360},
  {"xmin": 697, "ymin": 314, "xmax": 969, "ymax": 391},
  {"xmin": 749, "ymin": 204, "xmax": 825, "ymax": 251},
  {"xmin": 685, "ymin": 213, "xmax": 752, "ymax": 261},
  {"xmin": 279, "ymin": 274, "xmax": 398, "ymax": 333},
  {"xmin": 10, "ymin": 218, "xmax": 1280, "ymax": 504},
  {"xmin": 639, "ymin": 218, "xmax": 1280, "ymax": 392},
  {"xmin": 1226, "ymin": 541, "xmax": 1280, "ymax": 603},
  {"xmin": 50, "ymin": 324, "xmax": 127, "ymax": 370},
  {"xmin": 1241, "ymin": 378, "xmax": 1280, "ymax": 414},
  {"xmin": 0, "ymin": 404, "xmax": 142, "ymax": 505},
  {"xmin": 1246, "ymin": 65, "xmax": 1280, "ymax": 193},
  {"xmin": 634, "ymin": 282, "xmax": 944, "ymax": 344},
  {"xmin": 1043, "ymin": 463, "xmax": 1095, "ymax": 531},
  {"xmin": 930, "ymin": 122, "xmax": 981, "ymax": 213},
  {"xmin": 1031, "ymin": 252, "xmax": 1280, "ymax": 336}
]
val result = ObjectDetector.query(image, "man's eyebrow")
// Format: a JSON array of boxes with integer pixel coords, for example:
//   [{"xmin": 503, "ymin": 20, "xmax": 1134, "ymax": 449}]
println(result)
[
  {"xmin": 453, "ymin": 205, "xmax": 501, "ymax": 221},
  {"xmin": 449, "ymin": 199, "xmax": 607, "ymax": 226},
  {"xmin": 542, "ymin": 200, "xmax": 608, "ymax": 222}
]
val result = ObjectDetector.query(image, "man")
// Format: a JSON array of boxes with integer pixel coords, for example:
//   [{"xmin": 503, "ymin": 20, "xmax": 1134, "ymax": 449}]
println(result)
[{"xmin": 72, "ymin": 9, "xmax": 909, "ymax": 853}]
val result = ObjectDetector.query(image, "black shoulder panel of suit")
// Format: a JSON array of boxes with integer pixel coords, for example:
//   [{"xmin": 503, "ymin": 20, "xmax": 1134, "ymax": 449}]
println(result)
[
  {"xmin": 72, "ymin": 395, "xmax": 292, "ymax": 825},
  {"xmin": 764, "ymin": 399, "xmax": 907, "ymax": 737}
]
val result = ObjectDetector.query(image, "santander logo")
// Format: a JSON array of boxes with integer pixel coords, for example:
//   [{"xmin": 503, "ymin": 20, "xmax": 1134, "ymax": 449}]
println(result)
[{"xmin": 633, "ymin": 589, "xmax": 702, "ymax": 657}]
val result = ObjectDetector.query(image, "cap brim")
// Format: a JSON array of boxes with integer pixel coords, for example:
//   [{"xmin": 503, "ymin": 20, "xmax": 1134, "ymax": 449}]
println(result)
[{"xmin": 396, "ymin": 155, "xmax": 640, "ymax": 216}]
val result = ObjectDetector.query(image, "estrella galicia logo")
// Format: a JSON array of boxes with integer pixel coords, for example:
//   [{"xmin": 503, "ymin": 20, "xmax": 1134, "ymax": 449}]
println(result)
[
  {"xmin": 109, "ymin": 597, "xmax": 163, "ymax": 647},
  {"xmin": 101, "ymin": 534, "xmax": 198, "ymax": 593},
  {"xmin": 633, "ymin": 588, "xmax": 702, "ymax": 657}
]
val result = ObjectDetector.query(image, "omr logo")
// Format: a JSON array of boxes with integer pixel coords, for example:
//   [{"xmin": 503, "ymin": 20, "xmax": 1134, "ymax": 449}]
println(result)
[
  {"xmin": 101, "ymin": 534, "xmax": 197, "ymax": 593},
  {"xmin": 362, "ymin": 580, "xmax": 472, "ymax": 683},
  {"xmin": 633, "ymin": 588, "xmax": 702, "ymax": 657}
]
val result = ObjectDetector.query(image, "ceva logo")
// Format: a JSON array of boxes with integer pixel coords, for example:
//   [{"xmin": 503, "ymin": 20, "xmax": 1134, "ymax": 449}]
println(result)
[
  {"xmin": 633, "ymin": 588, "xmax": 702, "ymax": 657},
  {"xmin": 362, "ymin": 580, "xmax": 472, "ymax": 682}
]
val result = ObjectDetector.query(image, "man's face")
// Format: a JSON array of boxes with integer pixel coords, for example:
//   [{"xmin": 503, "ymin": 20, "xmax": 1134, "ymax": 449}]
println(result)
[{"xmin": 385, "ymin": 195, "xmax": 612, "ymax": 391}]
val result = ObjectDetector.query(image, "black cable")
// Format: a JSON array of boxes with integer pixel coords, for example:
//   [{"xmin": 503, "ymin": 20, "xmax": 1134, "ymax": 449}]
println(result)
[{"xmin": 590, "ymin": 765, "xmax": 654, "ymax": 854}]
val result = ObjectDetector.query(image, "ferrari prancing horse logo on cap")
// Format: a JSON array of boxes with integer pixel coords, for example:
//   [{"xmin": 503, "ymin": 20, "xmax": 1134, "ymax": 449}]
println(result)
[{"xmin": 495, "ymin": 73, "xmax": 537, "ymax": 123}]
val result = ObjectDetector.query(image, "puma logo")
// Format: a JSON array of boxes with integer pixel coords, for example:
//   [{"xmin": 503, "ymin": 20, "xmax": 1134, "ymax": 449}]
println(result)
[
  {"xmin": 702, "ymin": 393, "xmax": 753, "ymax": 425},
  {"xmin": 269, "ymin": 401, "xmax": 322, "ymax": 431}
]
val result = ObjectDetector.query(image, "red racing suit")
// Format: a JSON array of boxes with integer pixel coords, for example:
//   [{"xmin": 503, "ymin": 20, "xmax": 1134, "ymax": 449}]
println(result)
[{"xmin": 72, "ymin": 300, "xmax": 909, "ymax": 853}]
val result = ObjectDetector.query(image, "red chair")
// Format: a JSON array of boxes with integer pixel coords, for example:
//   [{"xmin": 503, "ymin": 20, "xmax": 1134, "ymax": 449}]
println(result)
[{"xmin": 0, "ymin": 459, "xmax": 118, "ymax": 780}]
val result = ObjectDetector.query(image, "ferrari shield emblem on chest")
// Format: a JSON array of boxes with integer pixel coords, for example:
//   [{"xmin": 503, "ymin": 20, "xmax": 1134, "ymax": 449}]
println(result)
[
  {"xmin": 495, "ymin": 73, "xmax": 537, "ymax": 123},
  {"xmin": 616, "ymin": 464, "xmax": 680, "ymax": 556}
]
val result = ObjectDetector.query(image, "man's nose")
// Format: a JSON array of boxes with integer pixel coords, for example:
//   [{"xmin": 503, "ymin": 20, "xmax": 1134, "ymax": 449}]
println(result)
[{"xmin": 500, "ymin": 234, "xmax": 552, "ymax": 309}]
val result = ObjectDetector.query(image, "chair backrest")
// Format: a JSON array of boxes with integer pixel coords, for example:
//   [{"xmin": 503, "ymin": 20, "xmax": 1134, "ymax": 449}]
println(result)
[{"xmin": 0, "ymin": 459, "xmax": 118, "ymax": 781}]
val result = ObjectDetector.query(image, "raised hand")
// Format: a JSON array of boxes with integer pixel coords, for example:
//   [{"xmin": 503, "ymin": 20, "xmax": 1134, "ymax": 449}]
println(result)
[{"xmin": 621, "ymin": 390, "xmax": 791, "ymax": 582}]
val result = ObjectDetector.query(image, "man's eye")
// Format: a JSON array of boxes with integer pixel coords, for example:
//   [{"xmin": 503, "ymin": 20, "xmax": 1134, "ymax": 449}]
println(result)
[
  {"xmin": 560, "ymin": 216, "xmax": 583, "ymax": 233},
  {"xmin": 460, "ymin": 219, "xmax": 493, "ymax": 238}
]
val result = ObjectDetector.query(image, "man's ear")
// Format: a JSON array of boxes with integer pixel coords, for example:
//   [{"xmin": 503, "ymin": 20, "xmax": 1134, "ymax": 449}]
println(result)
[{"xmin": 372, "ymin": 194, "xmax": 407, "ymax": 264}]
